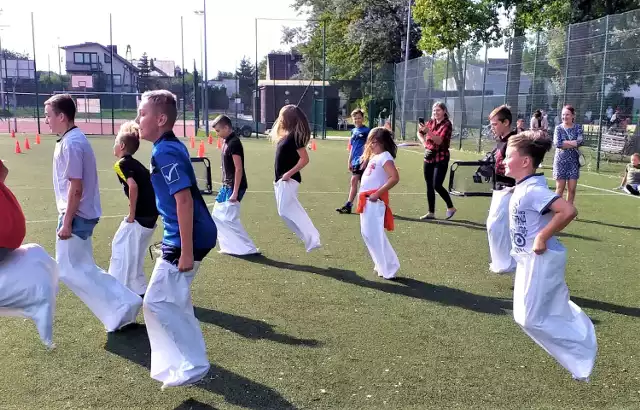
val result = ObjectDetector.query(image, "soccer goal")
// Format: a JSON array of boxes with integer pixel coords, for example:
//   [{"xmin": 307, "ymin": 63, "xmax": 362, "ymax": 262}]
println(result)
[
  {"xmin": 448, "ymin": 160, "xmax": 496, "ymax": 197},
  {"xmin": 190, "ymin": 157, "xmax": 214, "ymax": 195}
]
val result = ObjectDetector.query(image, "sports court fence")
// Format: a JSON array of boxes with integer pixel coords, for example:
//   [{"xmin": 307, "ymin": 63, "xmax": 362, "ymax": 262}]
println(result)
[{"xmin": 394, "ymin": 9, "xmax": 640, "ymax": 172}]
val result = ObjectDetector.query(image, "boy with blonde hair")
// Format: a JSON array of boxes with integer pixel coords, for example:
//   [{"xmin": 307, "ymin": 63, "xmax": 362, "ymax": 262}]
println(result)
[
  {"xmin": 136, "ymin": 90, "xmax": 217, "ymax": 388},
  {"xmin": 107, "ymin": 122, "xmax": 158, "ymax": 296}
]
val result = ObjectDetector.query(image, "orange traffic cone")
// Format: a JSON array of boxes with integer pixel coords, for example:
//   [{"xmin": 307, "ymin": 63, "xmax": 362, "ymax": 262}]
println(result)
[
  {"xmin": 198, "ymin": 140, "xmax": 206, "ymax": 158},
  {"xmin": 25, "ymin": 137, "xmax": 30, "ymax": 150},
  {"xmin": 216, "ymin": 137, "xmax": 222, "ymax": 150},
  {"xmin": 208, "ymin": 134, "xmax": 213, "ymax": 145},
  {"xmin": 14, "ymin": 140, "xmax": 21, "ymax": 154},
  {"xmin": 347, "ymin": 141, "xmax": 351, "ymax": 151},
  {"xmin": 11, "ymin": 130, "xmax": 15, "ymax": 138},
  {"xmin": 311, "ymin": 139, "xmax": 317, "ymax": 151},
  {"xmin": 190, "ymin": 136, "xmax": 195, "ymax": 149},
  {"xmin": 35, "ymin": 133, "xmax": 41, "ymax": 144}
]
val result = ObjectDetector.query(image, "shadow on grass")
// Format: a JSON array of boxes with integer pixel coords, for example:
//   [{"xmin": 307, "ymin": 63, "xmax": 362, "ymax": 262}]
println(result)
[
  {"xmin": 394, "ymin": 215, "xmax": 486, "ymax": 232},
  {"xmin": 576, "ymin": 218, "xmax": 640, "ymax": 232},
  {"xmin": 571, "ymin": 297, "xmax": 640, "ymax": 318},
  {"xmin": 394, "ymin": 215, "xmax": 600, "ymax": 241},
  {"xmin": 234, "ymin": 254, "xmax": 512, "ymax": 316},
  {"xmin": 174, "ymin": 399, "xmax": 218, "ymax": 409},
  {"xmin": 194, "ymin": 307, "xmax": 321, "ymax": 347},
  {"xmin": 105, "ymin": 324, "xmax": 296, "ymax": 410}
]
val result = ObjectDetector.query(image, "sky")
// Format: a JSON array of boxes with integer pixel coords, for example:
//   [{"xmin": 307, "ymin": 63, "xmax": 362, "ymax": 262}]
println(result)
[
  {"xmin": 1, "ymin": 1, "xmax": 508, "ymax": 77},
  {"xmin": 1, "ymin": 0, "xmax": 309, "ymax": 76}
]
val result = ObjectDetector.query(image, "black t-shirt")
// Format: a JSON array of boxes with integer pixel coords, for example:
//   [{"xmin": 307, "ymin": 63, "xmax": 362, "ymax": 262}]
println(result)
[
  {"xmin": 115, "ymin": 155, "xmax": 159, "ymax": 222},
  {"xmin": 275, "ymin": 133, "xmax": 305, "ymax": 183},
  {"xmin": 494, "ymin": 130, "xmax": 517, "ymax": 187},
  {"xmin": 221, "ymin": 133, "xmax": 248, "ymax": 191}
]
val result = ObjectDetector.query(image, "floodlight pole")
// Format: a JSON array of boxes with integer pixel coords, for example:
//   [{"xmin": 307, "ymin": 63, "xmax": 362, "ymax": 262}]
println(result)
[
  {"xmin": 181, "ymin": 16, "xmax": 187, "ymax": 138},
  {"xmin": 400, "ymin": 0, "xmax": 411, "ymax": 140},
  {"xmin": 31, "ymin": 12, "xmax": 40, "ymax": 134},
  {"xmin": 110, "ymin": 13, "xmax": 115, "ymax": 135},
  {"xmin": 254, "ymin": 18, "xmax": 258, "ymax": 138},
  {"xmin": 203, "ymin": 0, "xmax": 209, "ymax": 138}
]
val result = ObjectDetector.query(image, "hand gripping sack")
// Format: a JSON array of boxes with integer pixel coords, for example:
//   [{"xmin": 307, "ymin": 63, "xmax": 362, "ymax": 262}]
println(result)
[
  {"xmin": 212, "ymin": 201, "xmax": 258, "ymax": 255},
  {"xmin": 274, "ymin": 180, "xmax": 321, "ymax": 252},
  {"xmin": 0, "ymin": 244, "xmax": 58, "ymax": 347},
  {"xmin": 108, "ymin": 218, "xmax": 156, "ymax": 295},
  {"xmin": 512, "ymin": 248, "xmax": 597, "ymax": 380},
  {"xmin": 56, "ymin": 235, "xmax": 142, "ymax": 332},
  {"xmin": 487, "ymin": 189, "xmax": 516, "ymax": 273},
  {"xmin": 360, "ymin": 200, "xmax": 400, "ymax": 279},
  {"xmin": 143, "ymin": 258, "xmax": 210, "ymax": 388}
]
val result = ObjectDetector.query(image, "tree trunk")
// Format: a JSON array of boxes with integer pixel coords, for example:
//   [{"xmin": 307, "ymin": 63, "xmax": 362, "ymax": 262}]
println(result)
[{"xmin": 449, "ymin": 48, "xmax": 467, "ymax": 131}]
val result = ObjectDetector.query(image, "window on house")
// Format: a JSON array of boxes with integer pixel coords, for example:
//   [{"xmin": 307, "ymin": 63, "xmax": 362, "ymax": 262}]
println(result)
[
  {"xmin": 73, "ymin": 52, "xmax": 99, "ymax": 66},
  {"xmin": 112, "ymin": 74, "xmax": 122, "ymax": 86},
  {"xmin": 104, "ymin": 53, "xmax": 111, "ymax": 63}
]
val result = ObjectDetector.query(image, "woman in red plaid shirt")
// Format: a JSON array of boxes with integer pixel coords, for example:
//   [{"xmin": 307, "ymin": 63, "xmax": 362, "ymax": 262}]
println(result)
[{"xmin": 417, "ymin": 102, "xmax": 457, "ymax": 220}]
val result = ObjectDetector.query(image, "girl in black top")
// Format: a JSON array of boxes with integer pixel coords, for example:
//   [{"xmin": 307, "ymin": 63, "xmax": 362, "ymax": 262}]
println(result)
[
  {"xmin": 271, "ymin": 105, "xmax": 321, "ymax": 252},
  {"xmin": 273, "ymin": 105, "xmax": 312, "ymax": 183}
]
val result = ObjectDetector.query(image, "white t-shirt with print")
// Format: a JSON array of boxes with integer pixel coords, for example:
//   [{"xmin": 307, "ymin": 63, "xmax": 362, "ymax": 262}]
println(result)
[
  {"xmin": 52, "ymin": 127, "xmax": 102, "ymax": 219},
  {"xmin": 360, "ymin": 151, "xmax": 394, "ymax": 192},
  {"xmin": 509, "ymin": 174, "xmax": 563, "ymax": 255}
]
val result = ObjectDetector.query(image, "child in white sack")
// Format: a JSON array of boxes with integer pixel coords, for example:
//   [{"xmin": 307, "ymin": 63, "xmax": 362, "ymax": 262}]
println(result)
[
  {"xmin": 504, "ymin": 130, "xmax": 597, "ymax": 381},
  {"xmin": 108, "ymin": 122, "xmax": 158, "ymax": 296},
  {"xmin": 211, "ymin": 115, "xmax": 258, "ymax": 255},
  {"xmin": 0, "ymin": 159, "xmax": 58, "ymax": 348},
  {"xmin": 271, "ymin": 105, "xmax": 321, "ymax": 252},
  {"xmin": 356, "ymin": 127, "xmax": 400, "ymax": 280}
]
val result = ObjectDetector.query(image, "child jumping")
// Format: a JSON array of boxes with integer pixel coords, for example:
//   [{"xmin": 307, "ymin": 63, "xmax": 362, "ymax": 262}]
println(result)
[
  {"xmin": 504, "ymin": 130, "xmax": 597, "ymax": 381},
  {"xmin": 108, "ymin": 122, "xmax": 159, "ymax": 296},
  {"xmin": 136, "ymin": 90, "xmax": 217, "ymax": 389},
  {"xmin": 211, "ymin": 114, "xmax": 258, "ymax": 255},
  {"xmin": 0, "ymin": 159, "xmax": 58, "ymax": 347},
  {"xmin": 45, "ymin": 94, "xmax": 142, "ymax": 333},
  {"xmin": 272, "ymin": 104, "xmax": 321, "ymax": 252},
  {"xmin": 336, "ymin": 108, "xmax": 370, "ymax": 214},
  {"xmin": 356, "ymin": 127, "xmax": 400, "ymax": 280}
]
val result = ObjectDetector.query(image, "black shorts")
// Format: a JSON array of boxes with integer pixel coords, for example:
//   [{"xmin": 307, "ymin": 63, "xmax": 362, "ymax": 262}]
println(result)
[{"xmin": 351, "ymin": 167, "xmax": 364, "ymax": 176}]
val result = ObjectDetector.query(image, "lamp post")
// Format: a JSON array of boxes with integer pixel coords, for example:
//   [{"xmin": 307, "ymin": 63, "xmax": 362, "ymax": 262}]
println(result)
[
  {"xmin": 194, "ymin": 10, "xmax": 205, "ymax": 132},
  {"xmin": 194, "ymin": 3, "xmax": 209, "ymax": 137}
]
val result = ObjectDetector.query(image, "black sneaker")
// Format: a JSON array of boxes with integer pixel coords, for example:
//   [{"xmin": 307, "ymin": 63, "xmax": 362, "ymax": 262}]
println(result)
[
  {"xmin": 336, "ymin": 205, "xmax": 352, "ymax": 214},
  {"xmin": 625, "ymin": 184, "xmax": 640, "ymax": 196}
]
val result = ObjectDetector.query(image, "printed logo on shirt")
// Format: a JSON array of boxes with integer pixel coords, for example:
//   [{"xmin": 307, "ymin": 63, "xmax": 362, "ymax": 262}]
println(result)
[
  {"xmin": 161, "ymin": 163, "xmax": 180, "ymax": 184},
  {"xmin": 510, "ymin": 201, "xmax": 528, "ymax": 252},
  {"xmin": 366, "ymin": 162, "xmax": 376, "ymax": 176}
]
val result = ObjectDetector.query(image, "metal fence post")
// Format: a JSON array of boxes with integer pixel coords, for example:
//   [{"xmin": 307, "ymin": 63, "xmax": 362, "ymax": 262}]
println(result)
[
  {"xmin": 181, "ymin": 16, "xmax": 187, "ymax": 138},
  {"xmin": 562, "ymin": 25, "xmax": 571, "ymax": 106},
  {"xmin": 254, "ymin": 18, "xmax": 259, "ymax": 138},
  {"xmin": 321, "ymin": 20, "xmax": 326, "ymax": 140},
  {"xmin": 459, "ymin": 48, "xmax": 468, "ymax": 150},
  {"xmin": 504, "ymin": 37, "xmax": 512, "ymax": 105},
  {"xmin": 596, "ymin": 15, "xmax": 610, "ymax": 172},
  {"xmin": 530, "ymin": 31, "xmax": 540, "ymax": 119},
  {"xmin": 444, "ymin": 51, "xmax": 449, "ymax": 106},
  {"xmin": 31, "ymin": 12, "xmax": 40, "ymax": 135},
  {"xmin": 109, "ymin": 14, "xmax": 115, "ymax": 135},
  {"xmin": 478, "ymin": 44, "xmax": 489, "ymax": 153}
]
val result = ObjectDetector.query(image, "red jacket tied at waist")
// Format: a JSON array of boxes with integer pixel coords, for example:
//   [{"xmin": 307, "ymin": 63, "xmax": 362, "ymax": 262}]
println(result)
[{"xmin": 356, "ymin": 189, "xmax": 394, "ymax": 231}]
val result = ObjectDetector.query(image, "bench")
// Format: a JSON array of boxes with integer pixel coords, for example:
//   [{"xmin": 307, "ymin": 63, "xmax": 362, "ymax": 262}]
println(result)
[{"xmin": 600, "ymin": 131, "xmax": 629, "ymax": 160}]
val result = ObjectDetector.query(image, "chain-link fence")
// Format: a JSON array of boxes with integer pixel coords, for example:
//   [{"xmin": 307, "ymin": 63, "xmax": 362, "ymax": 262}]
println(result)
[
  {"xmin": 255, "ymin": 18, "xmax": 395, "ymax": 139},
  {"xmin": 395, "ymin": 9, "xmax": 640, "ymax": 173}
]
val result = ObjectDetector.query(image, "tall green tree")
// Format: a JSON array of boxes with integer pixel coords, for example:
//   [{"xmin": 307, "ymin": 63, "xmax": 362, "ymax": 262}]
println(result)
[
  {"xmin": 236, "ymin": 57, "xmax": 256, "ymax": 112},
  {"xmin": 413, "ymin": 0, "xmax": 501, "ymax": 128}
]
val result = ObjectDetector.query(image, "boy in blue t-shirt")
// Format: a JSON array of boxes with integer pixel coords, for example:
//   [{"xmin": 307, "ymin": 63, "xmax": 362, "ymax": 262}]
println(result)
[
  {"xmin": 136, "ymin": 90, "xmax": 216, "ymax": 389},
  {"xmin": 336, "ymin": 108, "xmax": 370, "ymax": 214}
]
